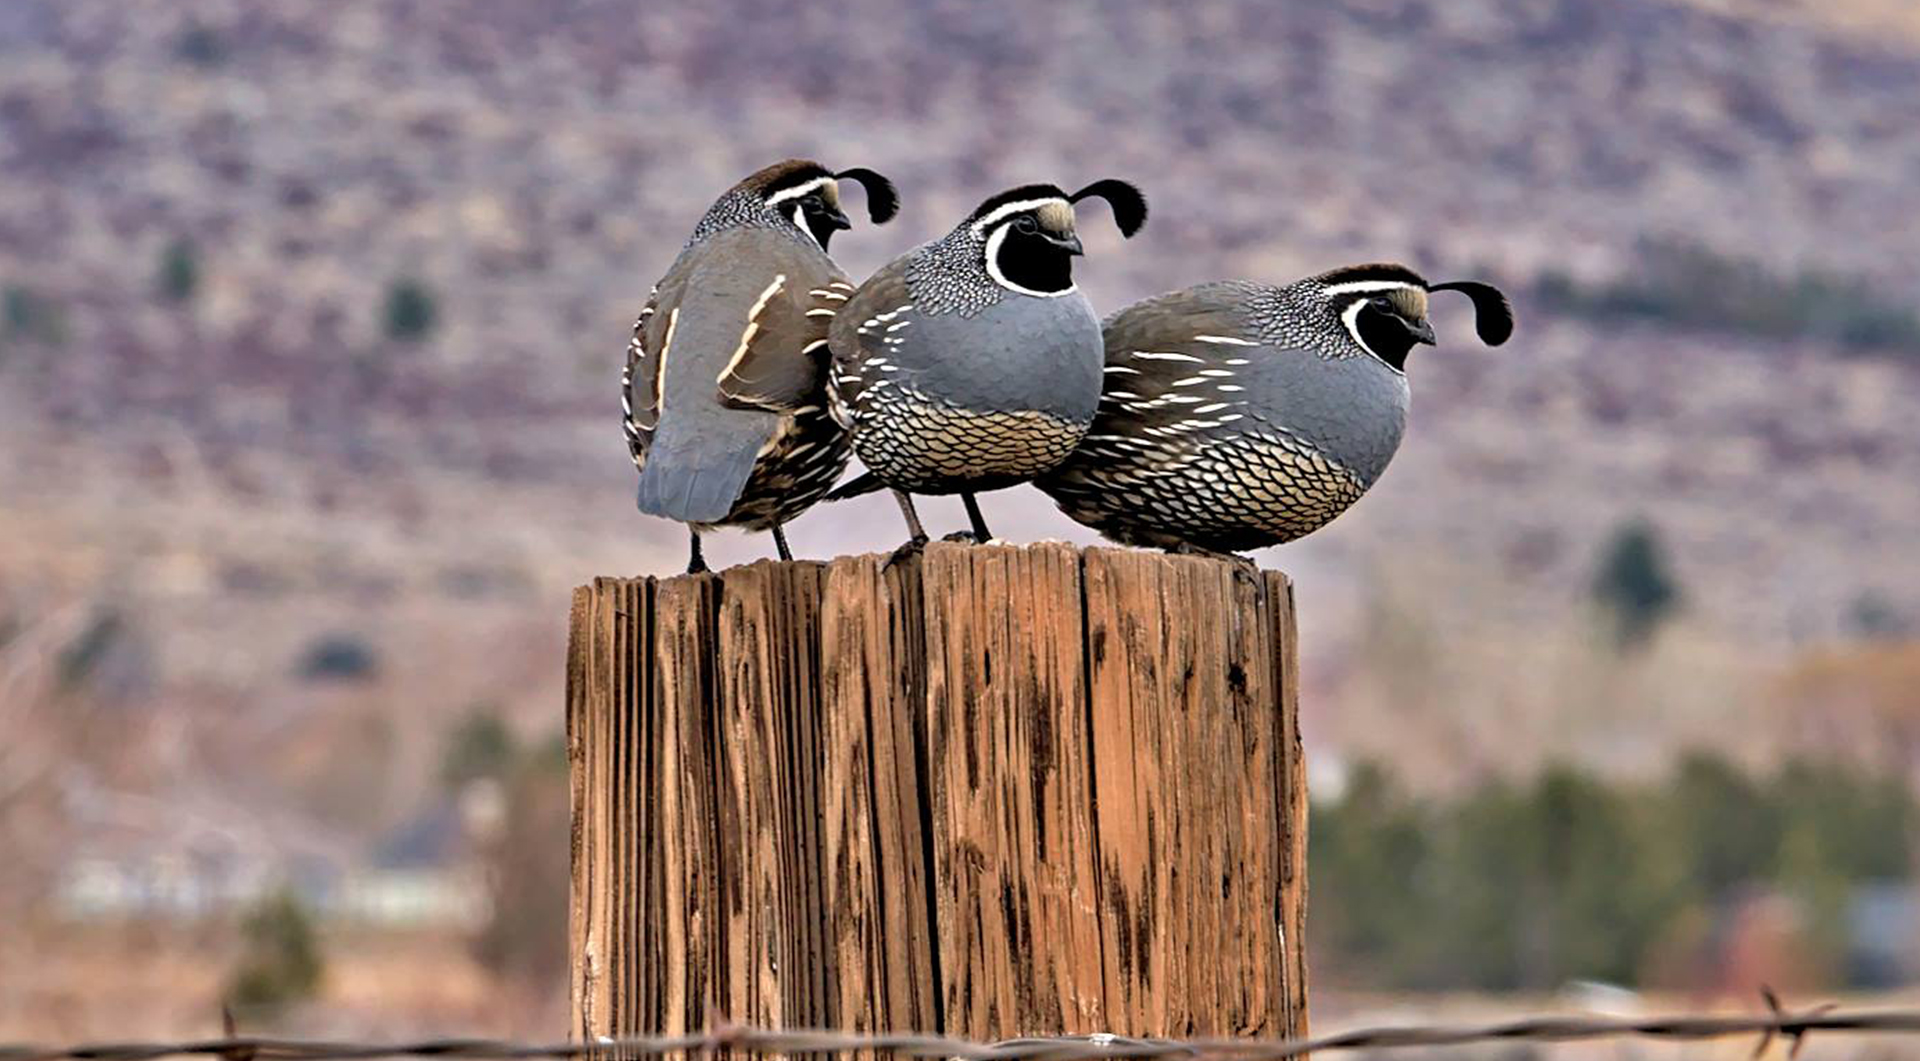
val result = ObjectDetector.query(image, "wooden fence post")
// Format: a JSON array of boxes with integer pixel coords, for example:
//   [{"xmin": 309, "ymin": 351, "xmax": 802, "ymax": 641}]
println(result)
[{"xmin": 567, "ymin": 541, "xmax": 1307, "ymax": 1044}]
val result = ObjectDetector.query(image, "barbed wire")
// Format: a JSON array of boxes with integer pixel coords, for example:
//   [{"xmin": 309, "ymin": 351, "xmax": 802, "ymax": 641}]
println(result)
[{"xmin": 4, "ymin": 995, "xmax": 1918, "ymax": 1061}]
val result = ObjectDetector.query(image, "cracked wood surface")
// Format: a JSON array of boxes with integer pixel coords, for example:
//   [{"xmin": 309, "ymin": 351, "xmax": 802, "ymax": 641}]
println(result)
[{"xmin": 567, "ymin": 542, "xmax": 1305, "ymax": 1043}]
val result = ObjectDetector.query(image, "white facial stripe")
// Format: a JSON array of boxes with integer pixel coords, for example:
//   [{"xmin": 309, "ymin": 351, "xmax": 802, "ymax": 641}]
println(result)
[
  {"xmin": 983, "ymin": 222, "xmax": 1077, "ymax": 298},
  {"xmin": 790, "ymin": 203, "xmax": 811, "ymax": 238},
  {"xmin": 1321, "ymin": 280, "xmax": 1421, "ymax": 298},
  {"xmin": 970, "ymin": 197, "xmax": 1071, "ymax": 237},
  {"xmin": 764, "ymin": 176, "xmax": 834, "ymax": 207}
]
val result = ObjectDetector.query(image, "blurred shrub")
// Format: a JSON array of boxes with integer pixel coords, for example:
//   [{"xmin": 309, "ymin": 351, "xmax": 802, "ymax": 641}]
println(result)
[
  {"xmin": 440, "ymin": 707, "xmax": 517, "ymax": 790},
  {"xmin": 56, "ymin": 609, "xmax": 127, "ymax": 692},
  {"xmin": 53, "ymin": 607, "xmax": 151, "ymax": 700},
  {"xmin": 1848, "ymin": 592, "xmax": 1911, "ymax": 641},
  {"xmin": 1773, "ymin": 642, "xmax": 1920, "ymax": 776},
  {"xmin": 1537, "ymin": 239, "xmax": 1920, "ymax": 356},
  {"xmin": 1591, "ymin": 518, "xmax": 1681, "ymax": 650},
  {"xmin": 1310, "ymin": 754, "xmax": 1916, "ymax": 992},
  {"xmin": 296, "ymin": 633, "xmax": 380, "ymax": 682},
  {"xmin": 157, "ymin": 238, "xmax": 201, "ymax": 304},
  {"xmin": 226, "ymin": 889, "xmax": 325, "ymax": 1016},
  {"xmin": 383, "ymin": 278, "xmax": 439, "ymax": 343},
  {"xmin": 3, "ymin": 285, "xmax": 68, "ymax": 347},
  {"xmin": 472, "ymin": 734, "xmax": 570, "ymax": 990},
  {"xmin": 3, "ymin": 286, "xmax": 32, "ymax": 333},
  {"xmin": 175, "ymin": 23, "xmax": 228, "ymax": 68}
]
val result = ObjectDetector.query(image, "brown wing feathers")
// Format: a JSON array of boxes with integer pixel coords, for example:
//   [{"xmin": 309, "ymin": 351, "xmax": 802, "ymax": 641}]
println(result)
[{"xmin": 716, "ymin": 272, "xmax": 851, "ymax": 412}]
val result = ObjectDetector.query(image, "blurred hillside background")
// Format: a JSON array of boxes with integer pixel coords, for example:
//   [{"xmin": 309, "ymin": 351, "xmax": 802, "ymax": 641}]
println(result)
[{"xmin": 3, "ymin": 0, "xmax": 1920, "ymax": 1049}]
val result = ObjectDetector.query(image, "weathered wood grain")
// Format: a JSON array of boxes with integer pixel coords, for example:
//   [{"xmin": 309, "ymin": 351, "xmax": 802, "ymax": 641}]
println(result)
[
  {"xmin": 711, "ymin": 559, "xmax": 829, "ymax": 1029},
  {"xmin": 568, "ymin": 576, "xmax": 660, "ymax": 1042},
  {"xmin": 1079, "ymin": 551, "xmax": 1304, "ymax": 1038},
  {"xmin": 568, "ymin": 543, "xmax": 1306, "ymax": 1046},
  {"xmin": 919, "ymin": 542, "xmax": 1107, "ymax": 1036},
  {"xmin": 817, "ymin": 553, "xmax": 939, "ymax": 1036},
  {"xmin": 1267, "ymin": 571, "xmax": 1310, "ymax": 1036},
  {"xmin": 654, "ymin": 572, "xmax": 720, "ymax": 1036}
]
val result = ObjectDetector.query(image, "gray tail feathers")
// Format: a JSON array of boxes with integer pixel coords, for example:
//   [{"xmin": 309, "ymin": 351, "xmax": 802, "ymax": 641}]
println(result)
[
  {"xmin": 634, "ymin": 432, "xmax": 764, "ymax": 524},
  {"xmin": 825, "ymin": 471, "xmax": 883, "ymax": 502}
]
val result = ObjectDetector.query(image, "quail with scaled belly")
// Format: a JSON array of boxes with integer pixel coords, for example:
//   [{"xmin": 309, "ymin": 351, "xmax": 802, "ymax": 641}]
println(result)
[
  {"xmin": 1037, "ymin": 263, "xmax": 1513, "ymax": 555},
  {"xmin": 622, "ymin": 159, "xmax": 898, "ymax": 572},
  {"xmin": 826, "ymin": 180, "xmax": 1148, "ymax": 544}
]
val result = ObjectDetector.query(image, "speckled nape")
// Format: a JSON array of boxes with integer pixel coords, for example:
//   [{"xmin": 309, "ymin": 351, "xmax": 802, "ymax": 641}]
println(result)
[{"xmin": 902, "ymin": 228, "xmax": 1009, "ymax": 318}]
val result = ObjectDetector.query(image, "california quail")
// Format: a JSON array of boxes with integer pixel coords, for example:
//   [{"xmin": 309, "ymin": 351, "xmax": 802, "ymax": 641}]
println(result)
[
  {"xmin": 622, "ymin": 158, "xmax": 898, "ymax": 572},
  {"xmin": 825, "ymin": 180, "xmax": 1147, "ymax": 543},
  {"xmin": 1037, "ymin": 263, "xmax": 1512, "ymax": 555}
]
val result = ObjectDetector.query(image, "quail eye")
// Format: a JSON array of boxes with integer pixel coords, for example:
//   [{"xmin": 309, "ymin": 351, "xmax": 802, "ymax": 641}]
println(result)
[
  {"xmin": 1013, "ymin": 216, "xmax": 1038, "ymax": 233},
  {"xmin": 1369, "ymin": 296, "xmax": 1393, "ymax": 310},
  {"xmin": 800, "ymin": 194, "xmax": 823, "ymax": 213}
]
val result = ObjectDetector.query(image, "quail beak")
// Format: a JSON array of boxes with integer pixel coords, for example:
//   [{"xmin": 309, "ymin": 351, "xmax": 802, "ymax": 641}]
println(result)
[
  {"xmin": 1045, "ymin": 232, "xmax": 1085, "ymax": 256},
  {"xmin": 1409, "ymin": 319, "xmax": 1438, "ymax": 346},
  {"xmin": 823, "ymin": 207, "xmax": 853, "ymax": 233}
]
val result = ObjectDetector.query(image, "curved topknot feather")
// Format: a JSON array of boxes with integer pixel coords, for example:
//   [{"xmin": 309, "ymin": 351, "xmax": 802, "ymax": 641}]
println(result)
[
  {"xmin": 1070, "ymin": 179, "xmax": 1149, "ymax": 238},
  {"xmin": 835, "ymin": 167, "xmax": 899, "ymax": 224},
  {"xmin": 1428, "ymin": 280, "xmax": 1514, "ymax": 346}
]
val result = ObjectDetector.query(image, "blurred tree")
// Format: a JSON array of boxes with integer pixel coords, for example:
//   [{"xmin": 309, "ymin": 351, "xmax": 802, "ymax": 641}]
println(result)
[
  {"xmin": 157, "ymin": 238, "xmax": 200, "ymax": 304},
  {"xmin": 226, "ymin": 889, "xmax": 325, "ymax": 1016},
  {"xmin": 1591, "ymin": 519, "xmax": 1681, "ymax": 650},
  {"xmin": 1662, "ymin": 752, "xmax": 1779, "ymax": 896},
  {"xmin": 1772, "ymin": 760, "xmax": 1913, "ymax": 880},
  {"xmin": 1311, "ymin": 754, "xmax": 1920, "ymax": 992},
  {"xmin": 440, "ymin": 707, "xmax": 518, "ymax": 790},
  {"xmin": 472, "ymin": 734, "xmax": 570, "ymax": 991},
  {"xmin": 1308, "ymin": 762, "xmax": 1433, "ymax": 979},
  {"xmin": 1774, "ymin": 760, "xmax": 1917, "ymax": 981},
  {"xmin": 1445, "ymin": 766, "xmax": 1689, "ymax": 989},
  {"xmin": 384, "ymin": 279, "xmax": 439, "ymax": 343}
]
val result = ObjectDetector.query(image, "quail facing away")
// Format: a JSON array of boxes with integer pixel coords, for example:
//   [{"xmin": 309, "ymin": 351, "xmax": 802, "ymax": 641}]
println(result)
[
  {"xmin": 1036, "ymin": 263, "xmax": 1512, "ymax": 555},
  {"xmin": 622, "ymin": 158, "xmax": 898, "ymax": 572},
  {"xmin": 825, "ymin": 180, "xmax": 1147, "ymax": 543}
]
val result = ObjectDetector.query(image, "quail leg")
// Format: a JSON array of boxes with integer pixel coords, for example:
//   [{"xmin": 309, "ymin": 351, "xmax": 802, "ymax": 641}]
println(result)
[
  {"xmin": 960, "ymin": 491, "xmax": 994, "ymax": 542},
  {"xmin": 886, "ymin": 490, "xmax": 931, "ymax": 567},
  {"xmin": 771, "ymin": 523, "xmax": 794, "ymax": 563},
  {"xmin": 686, "ymin": 528, "xmax": 710, "ymax": 574},
  {"xmin": 893, "ymin": 490, "xmax": 930, "ymax": 544}
]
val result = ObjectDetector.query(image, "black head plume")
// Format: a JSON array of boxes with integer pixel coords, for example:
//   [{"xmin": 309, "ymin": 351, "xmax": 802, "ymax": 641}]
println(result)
[
  {"xmin": 1427, "ymin": 280, "xmax": 1514, "ymax": 346},
  {"xmin": 835, "ymin": 168, "xmax": 899, "ymax": 224},
  {"xmin": 1069, "ymin": 179, "xmax": 1148, "ymax": 238}
]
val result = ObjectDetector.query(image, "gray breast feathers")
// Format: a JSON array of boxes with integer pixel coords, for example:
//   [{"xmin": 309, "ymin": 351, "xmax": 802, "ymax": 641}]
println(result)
[{"xmin": 1097, "ymin": 287, "xmax": 1410, "ymax": 487}]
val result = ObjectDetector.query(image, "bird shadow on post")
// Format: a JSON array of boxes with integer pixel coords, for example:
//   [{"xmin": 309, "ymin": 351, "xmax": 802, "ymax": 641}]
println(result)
[{"xmin": 566, "ymin": 541, "xmax": 1307, "ymax": 1047}]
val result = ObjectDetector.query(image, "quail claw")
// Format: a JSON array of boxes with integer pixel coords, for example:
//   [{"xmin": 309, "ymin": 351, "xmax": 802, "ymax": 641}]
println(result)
[
  {"xmin": 1168, "ymin": 541, "xmax": 1258, "ymax": 575},
  {"xmin": 885, "ymin": 535, "xmax": 930, "ymax": 569}
]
